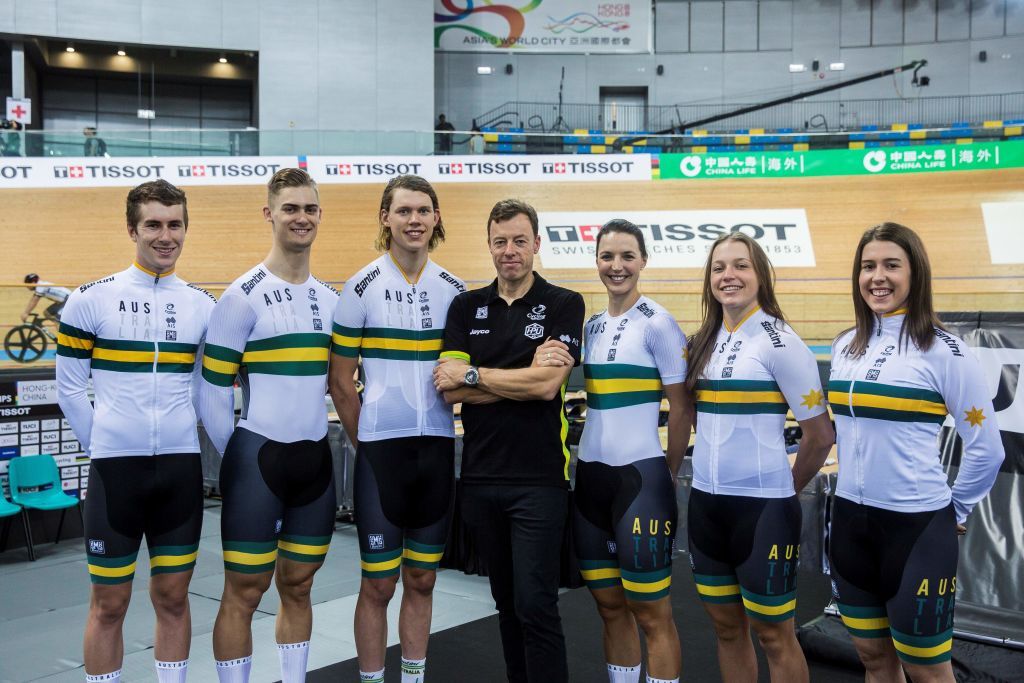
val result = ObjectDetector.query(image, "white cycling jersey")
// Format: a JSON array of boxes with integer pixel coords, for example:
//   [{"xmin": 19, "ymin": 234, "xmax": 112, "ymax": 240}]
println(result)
[
  {"xmin": 56, "ymin": 263, "xmax": 215, "ymax": 458},
  {"xmin": 692, "ymin": 307, "xmax": 826, "ymax": 498},
  {"xmin": 332, "ymin": 254, "xmax": 465, "ymax": 441},
  {"xmin": 830, "ymin": 310, "xmax": 1004, "ymax": 523},
  {"xmin": 579, "ymin": 296, "xmax": 686, "ymax": 467},
  {"xmin": 198, "ymin": 263, "xmax": 338, "ymax": 453},
  {"xmin": 34, "ymin": 282, "xmax": 70, "ymax": 303}
]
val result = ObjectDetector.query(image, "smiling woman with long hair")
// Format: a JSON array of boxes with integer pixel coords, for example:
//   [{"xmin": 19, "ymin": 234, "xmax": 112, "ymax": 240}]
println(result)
[
  {"xmin": 685, "ymin": 232, "xmax": 833, "ymax": 683},
  {"xmin": 828, "ymin": 223, "xmax": 1004, "ymax": 683},
  {"xmin": 536, "ymin": 219, "xmax": 691, "ymax": 683}
]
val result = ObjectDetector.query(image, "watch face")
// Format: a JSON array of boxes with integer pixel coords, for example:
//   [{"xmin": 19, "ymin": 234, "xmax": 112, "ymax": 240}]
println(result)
[{"xmin": 465, "ymin": 367, "xmax": 479, "ymax": 386}]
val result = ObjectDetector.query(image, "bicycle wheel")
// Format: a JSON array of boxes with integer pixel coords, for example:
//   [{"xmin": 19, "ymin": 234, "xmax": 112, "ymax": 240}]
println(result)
[{"xmin": 4, "ymin": 324, "xmax": 49, "ymax": 363}]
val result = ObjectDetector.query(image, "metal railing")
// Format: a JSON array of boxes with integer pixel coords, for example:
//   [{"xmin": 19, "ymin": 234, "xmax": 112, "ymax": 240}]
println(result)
[{"xmin": 475, "ymin": 92, "xmax": 1024, "ymax": 134}]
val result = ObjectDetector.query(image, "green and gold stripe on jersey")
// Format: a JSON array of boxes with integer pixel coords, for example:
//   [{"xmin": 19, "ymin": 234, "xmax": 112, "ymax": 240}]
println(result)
[
  {"xmin": 87, "ymin": 552, "xmax": 139, "ymax": 585},
  {"xmin": 693, "ymin": 573, "xmax": 742, "ymax": 604},
  {"xmin": 579, "ymin": 559, "xmax": 622, "ymax": 591},
  {"xmin": 202, "ymin": 343, "xmax": 244, "ymax": 386},
  {"xmin": 149, "ymin": 543, "xmax": 199, "ymax": 575},
  {"xmin": 891, "ymin": 627, "xmax": 953, "ymax": 665},
  {"xmin": 277, "ymin": 534, "xmax": 331, "ymax": 563},
  {"xmin": 360, "ymin": 548, "xmax": 403, "ymax": 579},
  {"xmin": 828, "ymin": 380, "xmax": 947, "ymax": 424},
  {"xmin": 240, "ymin": 333, "xmax": 331, "ymax": 376},
  {"xmin": 585, "ymin": 363, "xmax": 663, "ymax": 410},
  {"xmin": 60, "ymin": 332, "xmax": 198, "ymax": 373},
  {"xmin": 740, "ymin": 587, "xmax": 797, "ymax": 622},
  {"xmin": 695, "ymin": 379, "xmax": 788, "ymax": 415},
  {"xmin": 222, "ymin": 540, "xmax": 278, "ymax": 574},
  {"xmin": 331, "ymin": 324, "xmax": 443, "ymax": 362},
  {"xmin": 56, "ymin": 321, "xmax": 95, "ymax": 358},
  {"xmin": 836, "ymin": 603, "xmax": 891, "ymax": 638},
  {"xmin": 621, "ymin": 566, "xmax": 672, "ymax": 601},
  {"xmin": 402, "ymin": 539, "xmax": 445, "ymax": 570}
]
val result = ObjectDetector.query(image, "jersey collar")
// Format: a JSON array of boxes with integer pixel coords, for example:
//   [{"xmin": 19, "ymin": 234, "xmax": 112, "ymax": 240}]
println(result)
[
  {"xmin": 875, "ymin": 307, "xmax": 907, "ymax": 335},
  {"xmin": 129, "ymin": 261, "xmax": 177, "ymax": 284},
  {"xmin": 484, "ymin": 271, "xmax": 547, "ymax": 305},
  {"xmin": 723, "ymin": 305, "xmax": 761, "ymax": 334}
]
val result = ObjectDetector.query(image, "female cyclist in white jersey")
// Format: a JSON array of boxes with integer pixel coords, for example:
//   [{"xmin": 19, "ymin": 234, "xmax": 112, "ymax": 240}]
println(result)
[
  {"xmin": 537, "ymin": 219, "xmax": 691, "ymax": 683},
  {"xmin": 685, "ymin": 232, "xmax": 833, "ymax": 683},
  {"xmin": 829, "ymin": 223, "xmax": 1003, "ymax": 683}
]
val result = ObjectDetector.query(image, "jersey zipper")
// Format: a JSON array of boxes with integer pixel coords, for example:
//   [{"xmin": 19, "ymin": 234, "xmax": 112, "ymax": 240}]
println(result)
[
  {"xmin": 412, "ymin": 283, "xmax": 424, "ymax": 434},
  {"xmin": 150, "ymin": 273, "xmax": 160, "ymax": 455}
]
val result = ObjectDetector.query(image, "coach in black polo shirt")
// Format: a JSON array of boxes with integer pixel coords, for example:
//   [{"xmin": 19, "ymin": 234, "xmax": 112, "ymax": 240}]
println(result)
[{"xmin": 434, "ymin": 198, "xmax": 584, "ymax": 683}]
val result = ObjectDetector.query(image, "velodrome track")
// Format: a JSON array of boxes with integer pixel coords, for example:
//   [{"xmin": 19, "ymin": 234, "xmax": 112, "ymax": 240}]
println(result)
[{"xmin": 2, "ymin": 167, "xmax": 1022, "ymax": 347}]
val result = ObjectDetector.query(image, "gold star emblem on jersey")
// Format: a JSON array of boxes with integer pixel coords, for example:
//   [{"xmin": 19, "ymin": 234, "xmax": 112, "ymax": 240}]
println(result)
[
  {"xmin": 800, "ymin": 389, "xmax": 824, "ymax": 410},
  {"xmin": 964, "ymin": 406, "xmax": 986, "ymax": 427}
]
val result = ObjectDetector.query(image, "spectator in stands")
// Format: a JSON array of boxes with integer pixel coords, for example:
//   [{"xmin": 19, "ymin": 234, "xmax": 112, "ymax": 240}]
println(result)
[
  {"xmin": 435, "ymin": 114, "xmax": 455, "ymax": 155},
  {"xmin": 84, "ymin": 126, "xmax": 108, "ymax": 157},
  {"xmin": 469, "ymin": 122, "xmax": 484, "ymax": 155}
]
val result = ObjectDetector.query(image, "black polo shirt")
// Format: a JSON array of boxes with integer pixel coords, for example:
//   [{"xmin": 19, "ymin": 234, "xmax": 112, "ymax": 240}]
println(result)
[{"xmin": 442, "ymin": 273, "xmax": 585, "ymax": 487}]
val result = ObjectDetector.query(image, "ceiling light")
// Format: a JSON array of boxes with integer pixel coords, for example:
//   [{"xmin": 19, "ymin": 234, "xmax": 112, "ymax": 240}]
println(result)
[
  {"xmin": 829, "ymin": 62, "xmax": 846, "ymax": 71},
  {"xmin": 65, "ymin": 43, "xmax": 75, "ymax": 53},
  {"xmin": 117, "ymin": 47, "xmax": 127, "ymax": 57},
  {"xmin": 788, "ymin": 64, "xmax": 805, "ymax": 73},
  {"xmin": 476, "ymin": 66, "xmax": 493, "ymax": 75},
  {"xmin": 218, "ymin": 53, "xmax": 228, "ymax": 64}
]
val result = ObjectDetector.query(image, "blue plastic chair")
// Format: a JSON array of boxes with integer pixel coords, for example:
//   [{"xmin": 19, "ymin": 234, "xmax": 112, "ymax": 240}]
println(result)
[
  {"xmin": 0, "ymin": 492, "xmax": 21, "ymax": 553},
  {"xmin": 8, "ymin": 455, "xmax": 81, "ymax": 561}
]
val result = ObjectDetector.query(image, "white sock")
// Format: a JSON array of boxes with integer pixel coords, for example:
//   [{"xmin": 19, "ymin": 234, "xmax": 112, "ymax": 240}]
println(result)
[
  {"xmin": 359, "ymin": 668, "xmax": 385, "ymax": 682},
  {"xmin": 608, "ymin": 663, "xmax": 641, "ymax": 683},
  {"xmin": 277, "ymin": 641, "xmax": 310, "ymax": 683},
  {"xmin": 156, "ymin": 659, "xmax": 188, "ymax": 683},
  {"xmin": 215, "ymin": 656, "xmax": 252, "ymax": 683},
  {"xmin": 646, "ymin": 675, "xmax": 679, "ymax": 683},
  {"xmin": 401, "ymin": 656, "xmax": 426, "ymax": 682},
  {"xmin": 85, "ymin": 671, "xmax": 121, "ymax": 683}
]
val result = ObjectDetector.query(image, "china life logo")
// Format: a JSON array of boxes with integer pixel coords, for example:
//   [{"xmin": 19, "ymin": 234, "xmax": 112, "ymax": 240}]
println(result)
[{"xmin": 863, "ymin": 151, "xmax": 887, "ymax": 173}]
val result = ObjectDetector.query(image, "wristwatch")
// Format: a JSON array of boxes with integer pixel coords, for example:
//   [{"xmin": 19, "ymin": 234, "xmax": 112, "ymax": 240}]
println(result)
[{"xmin": 464, "ymin": 366, "xmax": 480, "ymax": 387}]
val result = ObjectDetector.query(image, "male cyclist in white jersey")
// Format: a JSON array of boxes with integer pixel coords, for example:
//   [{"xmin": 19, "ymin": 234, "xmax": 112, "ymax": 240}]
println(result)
[
  {"xmin": 329, "ymin": 175, "xmax": 465, "ymax": 683},
  {"xmin": 198, "ymin": 168, "xmax": 338, "ymax": 683},
  {"xmin": 57, "ymin": 179, "xmax": 215, "ymax": 683},
  {"xmin": 22, "ymin": 273, "xmax": 71, "ymax": 322}
]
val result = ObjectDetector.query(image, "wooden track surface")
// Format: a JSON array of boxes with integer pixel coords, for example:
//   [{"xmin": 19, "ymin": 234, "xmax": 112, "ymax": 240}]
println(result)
[{"xmin": 2, "ymin": 168, "xmax": 1022, "ymax": 354}]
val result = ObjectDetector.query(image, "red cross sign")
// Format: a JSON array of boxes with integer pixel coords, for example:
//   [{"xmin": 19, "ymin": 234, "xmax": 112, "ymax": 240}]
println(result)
[{"xmin": 5, "ymin": 97, "xmax": 32, "ymax": 124}]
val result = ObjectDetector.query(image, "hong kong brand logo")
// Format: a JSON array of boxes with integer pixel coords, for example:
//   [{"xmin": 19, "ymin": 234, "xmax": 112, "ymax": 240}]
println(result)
[
  {"xmin": 524, "ymin": 323, "xmax": 544, "ymax": 340},
  {"xmin": 368, "ymin": 534, "xmax": 385, "ymax": 550}
]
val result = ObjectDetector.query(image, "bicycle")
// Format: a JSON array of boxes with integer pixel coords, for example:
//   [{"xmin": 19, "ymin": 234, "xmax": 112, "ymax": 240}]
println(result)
[{"xmin": 4, "ymin": 313, "xmax": 58, "ymax": 363}]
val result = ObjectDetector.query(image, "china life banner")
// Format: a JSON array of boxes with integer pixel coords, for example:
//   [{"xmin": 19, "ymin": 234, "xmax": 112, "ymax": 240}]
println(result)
[
  {"xmin": 435, "ymin": 0, "xmax": 651, "ymax": 53},
  {"xmin": 659, "ymin": 141, "xmax": 1024, "ymax": 180}
]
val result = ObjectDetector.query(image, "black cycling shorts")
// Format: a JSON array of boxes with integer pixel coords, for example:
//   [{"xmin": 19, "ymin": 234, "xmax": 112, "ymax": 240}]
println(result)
[
  {"xmin": 84, "ymin": 453, "xmax": 203, "ymax": 585},
  {"xmin": 573, "ymin": 456, "xmax": 678, "ymax": 602},
  {"xmin": 687, "ymin": 488, "xmax": 802, "ymax": 622},
  {"xmin": 829, "ymin": 497, "xmax": 958, "ymax": 666},
  {"xmin": 354, "ymin": 436, "xmax": 454, "ymax": 579},
  {"xmin": 219, "ymin": 427, "xmax": 336, "ymax": 573}
]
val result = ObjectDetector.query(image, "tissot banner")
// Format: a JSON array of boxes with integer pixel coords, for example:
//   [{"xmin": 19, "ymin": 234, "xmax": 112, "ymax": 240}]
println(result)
[
  {"xmin": 435, "ymin": 0, "xmax": 651, "ymax": 53},
  {"xmin": 0, "ymin": 156, "xmax": 299, "ymax": 189},
  {"xmin": 537, "ymin": 210, "xmax": 815, "ymax": 268},
  {"xmin": 307, "ymin": 154, "xmax": 652, "ymax": 184}
]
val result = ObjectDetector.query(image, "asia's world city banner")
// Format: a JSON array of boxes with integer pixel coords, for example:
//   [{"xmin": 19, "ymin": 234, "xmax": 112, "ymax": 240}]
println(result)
[{"xmin": 435, "ymin": 0, "xmax": 651, "ymax": 53}]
